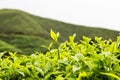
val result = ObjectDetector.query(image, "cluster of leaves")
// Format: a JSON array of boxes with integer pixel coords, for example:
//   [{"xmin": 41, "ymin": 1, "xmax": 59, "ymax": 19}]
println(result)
[{"xmin": 0, "ymin": 30, "xmax": 120, "ymax": 80}]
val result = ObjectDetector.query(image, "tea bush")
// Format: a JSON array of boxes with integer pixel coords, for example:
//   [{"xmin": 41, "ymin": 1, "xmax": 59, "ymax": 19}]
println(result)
[{"xmin": 0, "ymin": 30, "xmax": 120, "ymax": 80}]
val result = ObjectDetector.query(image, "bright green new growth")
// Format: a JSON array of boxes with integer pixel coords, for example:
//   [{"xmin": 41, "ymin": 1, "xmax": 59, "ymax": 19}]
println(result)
[
  {"xmin": 100, "ymin": 72, "xmax": 120, "ymax": 80},
  {"xmin": 50, "ymin": 29, "xmax": 59, "ymax": 43},
  {"xmin": 0, "ymin": 31, "xmax": 120, "ymax": 80}
]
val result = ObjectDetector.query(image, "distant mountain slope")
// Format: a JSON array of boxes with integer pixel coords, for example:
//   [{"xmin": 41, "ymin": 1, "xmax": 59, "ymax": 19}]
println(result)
[
  {"xmin": 0, "ymin": 39, "xmax": 22, "ymax": 52},
  {"xmin": 0, "ymin": 9, "xmax": 119, "ymax": 54},
  {"xmin": 0, "ymin": 9, "xmax": 48, "ymax": 36},
  {"xmin": 32, "ymin": 16, "xmax": 119, "ymax": 41},
  {"xmin": 0, "ymin": 34, "xmax": 50, "ymax": 54}
]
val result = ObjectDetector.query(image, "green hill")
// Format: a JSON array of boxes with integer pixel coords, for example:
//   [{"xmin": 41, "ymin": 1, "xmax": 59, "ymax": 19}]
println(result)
[
  {"xmin": 0, "ymin": 9, "xmax": 119, "ymax": 54},
  {"xmin": 0, "ymin": 9, "xmax": 48, "ymax": 35},
  {"xmin": 0, "ymin": 39, "xmax": 22, "ymax": 52}
]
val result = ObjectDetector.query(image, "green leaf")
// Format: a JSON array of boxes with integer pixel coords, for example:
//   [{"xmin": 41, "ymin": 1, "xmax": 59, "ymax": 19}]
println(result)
[
  {"xmin": 35, "ymin": 67, "xmax": 44, "ymax": 77},
  {"xmin": 56, "ymin": 32, "xmax": 60, "ymax": 38},
  {"xmin": 77, "ymin": 71, "xmax": 87, "ymax": 80},
  {"xmin": 65, "ymin": 64, "xmax": 72, "ymax": 72},
  {"xmin": 55, "ymin": 74, "xmax": 63, "ymax": 80},
  {"xmin": 17, "ymin": 70, "xmax": 25, "ymax": 77},
  {"xmin": 0, "ymin": 51, "xmax": 6, "ymax": 59},
  {"xmin": 72, "ymin": 65, "xmax": 80, "ymax": 73},
  {"xmin": 95, "ymin": 36, "xmax": 102, "ymax": 43},
  {"xmin": 50, "ymin": 29, "xmax": 59, "ymax": 42},
  {"xmin": 117, "ymin": 35, "xmax": 120, "ymax": 42},
  {"xmin": 44, "ymin": 71, "xmax": 62, "ymax": 80},
  {"xmin": 100, "ymin": 72, "xmax": 120, "ymax": 80},
  {"xmin": 41, "ymin": 42, "xmax": 53, "ymax": 51}
]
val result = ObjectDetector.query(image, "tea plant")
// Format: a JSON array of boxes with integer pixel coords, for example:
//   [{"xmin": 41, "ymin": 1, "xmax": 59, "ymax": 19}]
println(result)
[{"xmin": 0, "ymin": 30, "xmax": 120, "ymax": 80}]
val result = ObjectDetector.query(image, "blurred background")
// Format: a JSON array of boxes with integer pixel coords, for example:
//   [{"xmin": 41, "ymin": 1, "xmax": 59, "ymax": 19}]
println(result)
[
  {"xmin": 0, "ymin": 0, "xmax": 120, "ymax": 31},
  {"xmin": 0, "ymin": 0, "xmax": 120, "ymax": 54}
]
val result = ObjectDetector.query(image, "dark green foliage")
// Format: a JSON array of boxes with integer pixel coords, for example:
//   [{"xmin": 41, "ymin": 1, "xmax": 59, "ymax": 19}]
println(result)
[
  {"xmin": 0, "ymin": 34, "xmax": 50, "ymax": 54},
  {"xmin": 0, "ymin": 40, "xmax": 21, "ymax": 53}
]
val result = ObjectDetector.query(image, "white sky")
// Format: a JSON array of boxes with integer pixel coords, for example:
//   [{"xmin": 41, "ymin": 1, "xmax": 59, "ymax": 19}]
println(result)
[{"xmin": 0, "ymin": 0, "xmax": 120, "ymax": 31}]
